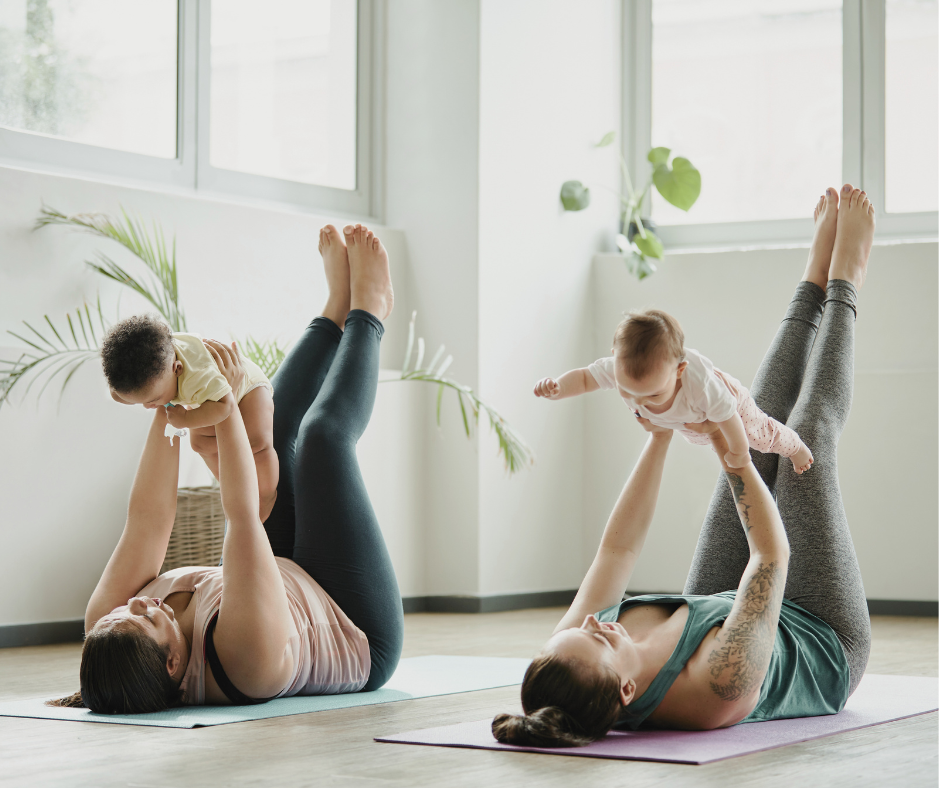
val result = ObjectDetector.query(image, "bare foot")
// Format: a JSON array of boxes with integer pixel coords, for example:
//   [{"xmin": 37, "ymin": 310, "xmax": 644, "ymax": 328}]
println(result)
[
  {"xmin": 318, "ymin": 225, "xmax": 351, "ymax": 329},
  {"xmin": 803, "ymin": 187, "xmax": 839, "ymax": 289},
  {"xmin": 344, "ymin": 223, "xmax": 394, "ymax": 321},
  {"xmin": 829, "ymin": 184, "xmax": 875, "ymax": 290},
  {"xmin": 790, "ymin": 441, "xmax": 814, "ymax": 474}
]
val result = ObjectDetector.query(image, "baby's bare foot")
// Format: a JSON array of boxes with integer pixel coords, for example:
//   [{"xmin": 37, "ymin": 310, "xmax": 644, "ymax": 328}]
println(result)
[
  {"xmin": 790, "ymin": 441, "xmax": 814, "ymax": 474},
  {"xmin": 318, "ymin": 225, "xmax": 351, "ymax": 328},
  {"xmin": 803, "ymin": 187, "xmax": 839, "ymax": 289},
  {"xmin": 829, "ymin": 184, "xmax": 875, "ymax": 290},
  {"xmin": 344, "ymin": 223, "xmax": 394, "ymax": 321}
]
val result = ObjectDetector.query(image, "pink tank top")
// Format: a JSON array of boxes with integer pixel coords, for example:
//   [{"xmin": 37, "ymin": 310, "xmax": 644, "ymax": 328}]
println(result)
[{"xmin": 139, "ymin": 557, "xmax": 371, "ymax": 704}]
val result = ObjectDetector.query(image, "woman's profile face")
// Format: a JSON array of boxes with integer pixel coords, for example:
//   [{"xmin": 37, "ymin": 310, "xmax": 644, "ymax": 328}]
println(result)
[
  {"xmin": 544, "ymin": 615, "xmax": 636, "ymax": 684},
  {"xmin": 96, "ymin": 596, "xmax": 183, "ymax": 654}
]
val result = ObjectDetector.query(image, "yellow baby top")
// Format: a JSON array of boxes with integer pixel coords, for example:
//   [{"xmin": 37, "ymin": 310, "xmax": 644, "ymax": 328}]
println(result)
[{"xmin": 169, "ymin": 332, "xmax": 272, "ymax": 408}]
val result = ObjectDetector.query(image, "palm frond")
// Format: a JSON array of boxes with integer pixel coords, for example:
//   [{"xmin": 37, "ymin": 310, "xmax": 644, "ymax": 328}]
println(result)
[
  {"xmin": 240, "ymin": 335, "xmax": 288, "ymax": 380},
  {"xmin": 386, "ymin": 311, "xmax": 535, "ymax": 475},
  {"xmin": 1, "ymin": 300, "xmax": 107, "ymax": 409},
  {"xmin": 35, "ymin": 204, "xmax": 186, "ymax": 331}
]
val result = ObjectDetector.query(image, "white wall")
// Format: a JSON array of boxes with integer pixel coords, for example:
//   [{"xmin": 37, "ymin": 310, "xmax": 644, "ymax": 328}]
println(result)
[
  {"xmin": 385, "ymin": 0, "xmax": 483, "ymax": 596},
  {"xmin": 477, "ymin": 0, "xmax": 622, "ymax": 595},
  {"xmin": 585, "ymin": 242, "xmax": 939, "ymax": 601},
  {"xmin": 0, "ymin": 166, "xmax": 427, "ymax": 627}
]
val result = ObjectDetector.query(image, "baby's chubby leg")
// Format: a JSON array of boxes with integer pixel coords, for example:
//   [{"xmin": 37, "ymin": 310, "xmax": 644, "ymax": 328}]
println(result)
[
  {"xmin": 239, "ymin": 386, "xmax": 279, "ymax": 522},
  {"xmin": 739, "ymin": 393, "xmax": 814, "ymax": 474},
  {"xmin": 189, "ymin": 425, "xmax": 220, "ymax": 480}
]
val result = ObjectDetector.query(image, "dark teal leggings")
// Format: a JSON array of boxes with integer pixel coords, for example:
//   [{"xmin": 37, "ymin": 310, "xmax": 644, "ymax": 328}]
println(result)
[{"xmin": 264, "ymin": 309, "xmax": 404, "ymax": 691}]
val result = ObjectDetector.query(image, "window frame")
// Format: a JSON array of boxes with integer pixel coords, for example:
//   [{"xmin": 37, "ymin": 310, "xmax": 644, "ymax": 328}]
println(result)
[
  {"xmin": 623, "ymin": 0, "xmax": 939, "ymax": 249},
  {"xmin": 0, "ymin": 0, "xmax": 382, "ymax": 219}
]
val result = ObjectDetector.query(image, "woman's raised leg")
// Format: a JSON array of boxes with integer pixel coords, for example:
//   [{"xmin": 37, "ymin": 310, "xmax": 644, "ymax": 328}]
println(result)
[
  {"xmin": 291, "ymin": 224, "xmax": 403, "ymax": 691},
  {"xmin": 684, "ymin": 188, "xmax": 838, "ymax": 596},
  {"xmin": 264, "ymin": 226, "xmax": 351, "ymax": 556},
  {"xmin": 773, "ymin": 185, "xmax": 875, "ymax": 695}
]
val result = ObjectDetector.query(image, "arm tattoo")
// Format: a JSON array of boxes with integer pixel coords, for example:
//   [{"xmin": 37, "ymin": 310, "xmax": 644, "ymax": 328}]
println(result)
[
  {"xmin": 707, "ymin": 561, "xmax": 782, "ymax": 702},
  {"xmin": 725, "ymin": 472, "xmax": 752, "ymax": 532}
]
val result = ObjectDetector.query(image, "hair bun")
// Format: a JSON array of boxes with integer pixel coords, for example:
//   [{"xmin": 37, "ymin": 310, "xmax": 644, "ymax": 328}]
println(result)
[
  {"xmin": 491, "ymin": 712, "xmax": 527, "ymax": 744},
  {"xmin": 492, "ymin": 706, "xmax": 592, "ymax": 748}
]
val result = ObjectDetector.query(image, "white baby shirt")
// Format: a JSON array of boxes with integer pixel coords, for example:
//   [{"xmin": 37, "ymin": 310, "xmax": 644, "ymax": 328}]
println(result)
[{"xmin": 588, "ymin": 348, "xmax": 739, "ymax": 430}]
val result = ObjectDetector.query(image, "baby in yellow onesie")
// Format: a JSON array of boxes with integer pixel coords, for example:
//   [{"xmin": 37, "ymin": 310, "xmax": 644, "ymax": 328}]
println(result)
[{"xmin": 101, "ymin": 314, "xmax": 278, "ymax": 522}]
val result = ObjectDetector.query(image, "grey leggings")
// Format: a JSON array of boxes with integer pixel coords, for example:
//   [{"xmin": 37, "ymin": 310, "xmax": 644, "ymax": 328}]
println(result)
[{"xmin": 683, "ymin": 280, "xmax": 871, "ymax": 696}]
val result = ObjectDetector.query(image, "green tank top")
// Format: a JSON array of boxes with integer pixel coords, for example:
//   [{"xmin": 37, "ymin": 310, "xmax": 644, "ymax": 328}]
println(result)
[{"xmin": 596, "ymin": 591, "xmax": 850, "ymax": 729}]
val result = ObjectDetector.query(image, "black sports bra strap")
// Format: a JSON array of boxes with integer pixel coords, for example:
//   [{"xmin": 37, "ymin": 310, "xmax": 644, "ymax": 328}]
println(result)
[{"xmin": 204, "ymin": 612, "xmax": 276, "ymax": 706}]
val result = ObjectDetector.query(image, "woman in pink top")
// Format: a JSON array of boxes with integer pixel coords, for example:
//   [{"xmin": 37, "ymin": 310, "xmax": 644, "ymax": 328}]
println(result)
[{"xmin": 52, "ymin": 224, "xmax": 403, "ymax": 712}]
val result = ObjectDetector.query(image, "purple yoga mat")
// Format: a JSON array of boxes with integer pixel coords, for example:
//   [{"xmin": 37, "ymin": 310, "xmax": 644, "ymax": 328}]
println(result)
[{"xmin": 376, "ymin": 674, "xmax": 938, "ymax": 764}]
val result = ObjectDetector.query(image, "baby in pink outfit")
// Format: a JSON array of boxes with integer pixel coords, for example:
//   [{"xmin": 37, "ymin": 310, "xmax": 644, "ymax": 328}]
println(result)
[{"xmin": 534, "ymin": 308, "xmax": 813, "ymax": 473}]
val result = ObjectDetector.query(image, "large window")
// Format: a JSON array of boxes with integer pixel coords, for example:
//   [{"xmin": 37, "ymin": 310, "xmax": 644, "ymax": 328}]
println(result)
[
  {"xmin": 625, "ymin": 0, "xmax": 938, "ymax": 246},
  {"xmin": 0, "ymin": 0, "xmax": 378, "ymax": 216}
]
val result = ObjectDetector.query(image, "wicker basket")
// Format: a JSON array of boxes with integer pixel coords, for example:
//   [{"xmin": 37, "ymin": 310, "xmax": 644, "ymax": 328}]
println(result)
[{"xmin": 160, "ymin": 486, "xmax": 225, "ymax": 573}]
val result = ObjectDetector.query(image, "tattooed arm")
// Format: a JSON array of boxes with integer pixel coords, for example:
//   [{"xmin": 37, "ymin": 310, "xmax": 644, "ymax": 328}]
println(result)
[{"xmin": 688, "ymin": 427, "xmax": 790, "ymax": 725}]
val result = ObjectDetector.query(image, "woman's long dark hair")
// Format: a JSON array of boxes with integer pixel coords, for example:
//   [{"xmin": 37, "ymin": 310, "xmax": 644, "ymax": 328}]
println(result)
[
  {"xmin": 492, "ymin": 653, "xmax": 623, "ymax": 747},
  {"xmin": 47, "ymin": 619, "xmax": 183, "ymax": 714}
]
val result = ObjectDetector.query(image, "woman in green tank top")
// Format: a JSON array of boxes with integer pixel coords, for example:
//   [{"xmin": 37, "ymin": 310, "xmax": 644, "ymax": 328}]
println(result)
[{"xmin": 494, "ymin": 186, "xmax": 875, "ymax": 746}]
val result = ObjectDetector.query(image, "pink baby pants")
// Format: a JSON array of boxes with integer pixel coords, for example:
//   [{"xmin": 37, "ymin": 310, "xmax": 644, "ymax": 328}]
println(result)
[{"xmin": 679, "ymin": 375, "xmax": 803, "ymax": 458}]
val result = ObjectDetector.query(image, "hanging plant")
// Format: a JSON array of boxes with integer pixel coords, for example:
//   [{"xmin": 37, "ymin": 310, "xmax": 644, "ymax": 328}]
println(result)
[{"xmin": 559, "ymin": 131, "xmax": 701, "ymax": 280}]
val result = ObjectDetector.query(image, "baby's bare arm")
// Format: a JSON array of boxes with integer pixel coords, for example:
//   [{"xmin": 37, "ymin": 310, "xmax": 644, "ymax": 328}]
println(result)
[
  {"xmin": 167, "ymin": 394, "xmax": 236, "ymax": 429},
  {"xmin": 533, "ymin": 368, "xmax": 600, "ymax": 400}
]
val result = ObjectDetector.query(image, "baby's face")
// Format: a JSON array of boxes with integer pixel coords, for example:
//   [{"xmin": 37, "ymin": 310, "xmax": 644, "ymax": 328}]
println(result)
[
  {"xmin": 614, "ymin": 356, "xmax": 684, "ymax": 409},
  {"xmin": 115, "ymin": 356, "xmax": 181, "ymax": 409}
]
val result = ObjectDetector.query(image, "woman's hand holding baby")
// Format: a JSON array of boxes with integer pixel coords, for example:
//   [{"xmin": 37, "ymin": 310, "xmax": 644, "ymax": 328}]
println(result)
[
  {"xmin": 684, "ymin": 420, "xmax": 752, "ymax": 471},
  {"xmin": 635, "ymin": 413, "xmax": 674, "ymax": 437},
  {"xmin": 533, "ymin": 377, "xmax": 561, "ymax": 399},
  {"xmin": 204, "ymin": 338, "xmax": 246, "ymax": 391}
]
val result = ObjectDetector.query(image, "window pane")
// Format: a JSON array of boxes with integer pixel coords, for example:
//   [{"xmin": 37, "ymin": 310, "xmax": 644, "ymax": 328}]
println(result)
[
  {"xmin": 885, "ymin": 0, "xmax": 938, "ymax": 214},
  {"xmin": 0, "ymin": 0, "xmax": 177, "ymax": 158},
  {"xmin": 210, "ymin": 0, "xmax": 357, "ymax": 191},
  {"xmin": 651, "ymin": 0, "xmax": 842, "ymax": 225}
]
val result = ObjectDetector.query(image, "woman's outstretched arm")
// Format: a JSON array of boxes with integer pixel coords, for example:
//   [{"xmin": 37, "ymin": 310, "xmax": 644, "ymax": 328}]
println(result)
[
  {"xmin": 85, "ymin": 408, "xmax": 180, "ymax": 631},
  {"xmin": 204, "ymin": 341, "xmax": 296, "ymax": 699},
  {"xmin": 686, "ymin": 424, "xmax": 790, "ymax": 726},
  {"xmin": 554, "ymin": 422, "xmax": 673, "ymax": 634}
]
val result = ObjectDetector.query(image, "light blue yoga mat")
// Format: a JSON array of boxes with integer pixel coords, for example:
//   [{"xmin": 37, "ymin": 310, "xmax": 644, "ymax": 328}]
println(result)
[{"xmin": 0, "ymin": 655, "xmax": 529, "ymax": 729}]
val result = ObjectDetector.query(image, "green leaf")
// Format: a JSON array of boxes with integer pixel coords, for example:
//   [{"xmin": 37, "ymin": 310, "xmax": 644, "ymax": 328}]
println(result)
[
  {"xmin": 632, "ymin": 230, "xmax": 664, "ymax": 260},
  {"xmin": 636, "ymin": 257, "xmax": 658, "ymax": 280},
  {"xmin": 652, "ymin": 157, "xmax": 701, "ymax": 211},
  {"xmin": 647, "ymin": 147, "xmax": 670, "ymax": 166},
  {"xmin": 595, "ymin": 130, "xmax": 616, "ymax": 148},
  {"xmin": 560, "ymin": 181, "xmax": 591, "ymax": 211}
]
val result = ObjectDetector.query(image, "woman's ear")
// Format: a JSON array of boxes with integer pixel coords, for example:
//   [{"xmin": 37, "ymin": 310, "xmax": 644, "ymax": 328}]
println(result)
[
  {"xmin": 676, "ymin": 361, "xmax": 689, "ymax": 379},
  {"xmin": 619, "ymin": 678, "xmax": 637, "ymax": 706},
  {"xmin": 167, "ymin": 650, "xmax": 182, "ymax": 678}
]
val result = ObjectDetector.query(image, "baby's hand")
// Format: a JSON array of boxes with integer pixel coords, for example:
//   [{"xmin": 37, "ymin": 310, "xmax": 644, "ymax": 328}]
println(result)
[
  {"xmin": 165, "ymin": 404, "xmax": 187, "ymax": 429},
  {"xmin": 533, "ymin": 377, "xmax": 561, "ymax": 399},
  {"xmin": 724, "ymin": 451, "xmax": 752, "ymax": 469}
]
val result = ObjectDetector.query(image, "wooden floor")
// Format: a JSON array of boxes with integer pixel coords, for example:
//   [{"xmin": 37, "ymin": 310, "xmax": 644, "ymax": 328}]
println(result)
[{"xmin": 1, "ymin": 611, "xmax": 936, "ymax": 787}]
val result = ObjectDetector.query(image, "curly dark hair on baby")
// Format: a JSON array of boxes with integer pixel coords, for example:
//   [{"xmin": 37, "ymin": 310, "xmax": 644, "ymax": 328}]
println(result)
[{"xmin": 101, "ymin": 314, "xmax": 174, "ymax": 394}]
